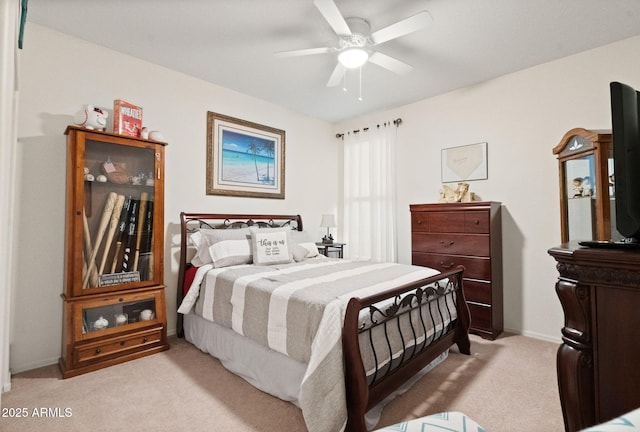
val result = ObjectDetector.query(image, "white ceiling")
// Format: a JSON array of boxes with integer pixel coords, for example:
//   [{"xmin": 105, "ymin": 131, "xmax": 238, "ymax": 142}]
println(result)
[{"xmin": 26, "ymin": 0, "xmax": 640, "ymax": 123}]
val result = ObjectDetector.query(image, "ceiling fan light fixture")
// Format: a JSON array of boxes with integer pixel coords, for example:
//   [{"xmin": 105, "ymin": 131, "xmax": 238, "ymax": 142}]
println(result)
[{"xmin": 338, "ymin": 48, "xmax": 368, "ymax": 68}]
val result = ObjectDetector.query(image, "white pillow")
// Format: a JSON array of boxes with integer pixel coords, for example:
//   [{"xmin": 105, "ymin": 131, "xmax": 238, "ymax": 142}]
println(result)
[
  {"xmin": 208, "ymin": 239, "xmax": 252, "ymax": 268},
  {"xmin": 292, "ymin": 242, "xmax": 320, "ymax": 262},
  {"xmin": 190, "ymin": 227, "xmax": 252, "ymax": 267},
  {"xmin": 249, "ymin": 227, "xmax": 293, "ymax": 265}
]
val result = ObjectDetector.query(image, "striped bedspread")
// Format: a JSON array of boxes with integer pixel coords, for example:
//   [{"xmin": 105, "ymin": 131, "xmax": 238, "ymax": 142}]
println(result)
[{"xmin": 178, "ymin": 258, "xmax": 457, "ymax": 432}]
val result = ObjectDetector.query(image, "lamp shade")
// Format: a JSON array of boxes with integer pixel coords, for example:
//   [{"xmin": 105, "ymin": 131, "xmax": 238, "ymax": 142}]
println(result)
[{"xmin": 320, "ymin": 214, "xmax": 337, "ymax": 228}]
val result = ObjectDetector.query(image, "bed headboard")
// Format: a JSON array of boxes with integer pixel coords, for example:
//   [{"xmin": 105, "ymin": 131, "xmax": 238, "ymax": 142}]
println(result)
[{"xmin": 176, "ymin": 212, "xmax": 303, "ymax": 336}]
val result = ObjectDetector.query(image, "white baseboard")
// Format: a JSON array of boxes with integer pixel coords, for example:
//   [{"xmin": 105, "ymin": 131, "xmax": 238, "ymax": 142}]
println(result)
[
  {"xmin": 10, "ymin": 356, "xmax": 59, "ymax": 375},
  {"xmin": 504, "ymin": 327, "xmax": 562, "ymax": 344}
]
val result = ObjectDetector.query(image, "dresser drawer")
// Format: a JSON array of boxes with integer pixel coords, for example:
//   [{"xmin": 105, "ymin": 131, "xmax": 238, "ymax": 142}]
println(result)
[
  {"xmin": 74, "ymin": 327, "xmax": 163, "ymax": 365},
  {"xmin": 412, "ymin": 233, "xmax": 490, "ymax": 256},
  {"xmin": 465, "ymin": 211, "xmax": 490, "ymax": 234},
  {"xmin": 428, "ymin": 212, "xmax": 466, "ymax": 233},
  {"xmin": 411, "ymin": 213, "xmax": 430, "ymax": 232},
  {"xmin": 468, "ymin": 302, "xmax": 492, "ymax": 331},
  {"xmin": 463, "ymin": 279, "xmax": 492, "ymax": 304},
  {"xmin": 412, "ymin": 252, "xmax": 491, "ymax": 280}
]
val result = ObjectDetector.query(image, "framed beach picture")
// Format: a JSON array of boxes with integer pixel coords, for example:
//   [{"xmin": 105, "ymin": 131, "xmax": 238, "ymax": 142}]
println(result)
[
  {"xmin": 206, "ymin": 111, "xmax": 285, "ymax": 199},
  {"xmin": 441, "ymin": 142, "xmax": 488, "ymax": 183}
]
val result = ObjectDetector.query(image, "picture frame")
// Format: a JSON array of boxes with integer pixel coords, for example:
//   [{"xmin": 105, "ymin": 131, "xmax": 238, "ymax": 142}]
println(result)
[
  {"xmin": 206, "ymin": 111, "xmax": 285, "ymax": 199},
  {"xmin": 441, "ymin": 142, "xmax": 488, "ymax": 183}
]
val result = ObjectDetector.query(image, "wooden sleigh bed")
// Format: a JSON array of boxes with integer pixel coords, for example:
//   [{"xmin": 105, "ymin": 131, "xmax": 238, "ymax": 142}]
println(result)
[{"xmin": 176, "ymin": 212, "xmax": 471, "ymax": 432}]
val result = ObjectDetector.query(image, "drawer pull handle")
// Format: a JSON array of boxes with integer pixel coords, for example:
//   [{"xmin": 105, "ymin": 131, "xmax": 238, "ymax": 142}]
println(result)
[
  {"xmin": 143, "ymin": 337, "xmax": 148, "ymax": 343},
  {"xmin": 120, "ymin": 341, "xmax": 125, "ymax": 346},
  {"xmin": 119, "ymin": 298, "xmax": 124, "ymax": 302},
  {"xmin": 417, "ymin": 219, "xmax": 423, "ymax": 224},
  {"xmin": 95, "ymin": 348, "xmax": 102, "ymax": 354},
  {"xmin": 440, "ymin": 240, "xmax": 454, "ymax": 247},
  {"xmin": 440, "ymin": 261, "xmax": 455, "ymax": 269},
  {"xmin": 474, "ymin": 220, "xmax": 480, "ymax": 225}
]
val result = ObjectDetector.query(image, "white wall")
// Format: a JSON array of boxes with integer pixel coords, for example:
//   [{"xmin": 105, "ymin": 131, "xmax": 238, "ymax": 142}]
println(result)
[
  {"xmin": 11, "ymin": 24, "xmax": 338, "ymax": 373},
  {"xmin": 0, "ymin": 0, "xmax": 20, "ymax": 394},
  {"xmin": 335, "ymin": 35, "xmax": 640, "ymax": 341}
]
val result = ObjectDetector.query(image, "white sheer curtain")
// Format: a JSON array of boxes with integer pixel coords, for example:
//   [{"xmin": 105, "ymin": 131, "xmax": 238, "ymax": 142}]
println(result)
[{"xmin": 342, "ymin": 122, "xmax": 398, "ymax": 262}]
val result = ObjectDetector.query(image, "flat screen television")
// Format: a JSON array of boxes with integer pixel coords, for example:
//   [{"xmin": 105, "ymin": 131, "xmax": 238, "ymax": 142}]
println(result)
[
  {"xmin": 610, "ymin": 81, "xmax": 640, "ymax": 244},
  {"xmin": 579, "ymin": 82, "xmax": 640, "ymax": 248}
]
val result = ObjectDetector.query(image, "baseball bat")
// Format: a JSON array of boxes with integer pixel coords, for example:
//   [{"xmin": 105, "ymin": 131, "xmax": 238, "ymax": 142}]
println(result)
[
  {"xmin": 132, "ymin": 192, "xmax": 148, "ymax": 272},
  {"xmin": 121, "ymin": 199, "xmax": 139, "ymax": 272},
  {"xmin": 110, "ymin": 195, "xmax": 132, "ymax": 273},
  {"xmin": 82, "ymin": 191, "xmax": 117, "ymax": 288},
  {"xmin": 82, "ymin": 208, "xmax": 99, "ymax": 288},
  {"xmin": 138, "ymin": 201, "xmax": 154, "ymax": 279},
  {"xmin": 98, "ymin": 194, "xmax": 125, "ymax": 275}
]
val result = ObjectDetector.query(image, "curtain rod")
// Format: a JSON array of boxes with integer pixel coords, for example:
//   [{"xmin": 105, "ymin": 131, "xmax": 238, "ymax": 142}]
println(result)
[{"xmin": 335, "ymin": 118, "xmax": 402, "ymax": 139}]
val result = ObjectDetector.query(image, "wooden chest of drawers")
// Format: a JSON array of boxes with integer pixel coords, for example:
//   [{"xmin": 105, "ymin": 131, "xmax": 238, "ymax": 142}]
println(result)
[{"xmin": 410, "ymin": 202, "xmax": 503, "ymax": 339}]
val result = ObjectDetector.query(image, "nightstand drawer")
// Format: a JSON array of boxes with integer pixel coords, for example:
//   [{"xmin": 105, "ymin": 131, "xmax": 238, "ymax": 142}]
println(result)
[
  {"xmin": 74, "ymin": 327, "xmax": 163, "ymax": 365},
  {"xmin": 412, "ymin": 253, "xmax": 491, "ymax": 280},
  {"xmin": 412, "ymin": 233, "xmax": 490, "ymax": 256}
]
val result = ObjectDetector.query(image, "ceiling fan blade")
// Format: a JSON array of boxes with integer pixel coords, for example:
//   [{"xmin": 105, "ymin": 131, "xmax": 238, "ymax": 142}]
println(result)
[
  {"xmin": 370, "ymin": 11, "xmax": 433, "ymax": 45},
  {"xmin": 313, "ymin": 0, "xmax": 352, "ymax": 36},
  {"xmin": 368, "ymin": 52, "xmax": 413, "ymax": 75},
  {"xmin": 274, "ymin": 47, "xmax": 335, "ymax": 58},
  {"xmin": 326, "ymin": 63, "xmax": 345, "ymax": 87}
]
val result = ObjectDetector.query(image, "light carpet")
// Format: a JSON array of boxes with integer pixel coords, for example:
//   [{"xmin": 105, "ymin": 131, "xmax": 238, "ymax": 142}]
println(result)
[{"xmin": 1, "ymin": 333, "xmax": 564, "ymax": 432}]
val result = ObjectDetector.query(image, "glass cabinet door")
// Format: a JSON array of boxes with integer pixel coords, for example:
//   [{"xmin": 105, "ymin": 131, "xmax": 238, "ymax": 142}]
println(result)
[
  {"xmin": 65, "ymin": 127, "xmax": 165, "ymax": 296},
  {"xmin": 564, "ymin": 151, "xmax": 596, "ymax": 241},
  {"xmin": 74, "ymin": 289, "xmax": 164, "ymax": 340}
]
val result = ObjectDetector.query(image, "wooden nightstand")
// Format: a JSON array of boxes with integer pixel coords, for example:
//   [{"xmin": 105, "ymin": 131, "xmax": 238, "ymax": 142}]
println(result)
[{"xmin": 316, "ymin": 242, "xmax": 345, "ymax": 258}]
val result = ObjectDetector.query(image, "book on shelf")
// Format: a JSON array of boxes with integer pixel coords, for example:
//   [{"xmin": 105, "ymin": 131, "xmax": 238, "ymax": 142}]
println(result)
[{"xmin": 113, "ymin": 99, "xmax": 143, "ymax": 137}]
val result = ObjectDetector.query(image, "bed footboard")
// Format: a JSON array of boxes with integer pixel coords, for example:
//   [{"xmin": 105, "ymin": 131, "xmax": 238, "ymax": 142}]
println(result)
[{"xmin": 342, "ymin": 266, "xmax": 470, "ymax": 432}]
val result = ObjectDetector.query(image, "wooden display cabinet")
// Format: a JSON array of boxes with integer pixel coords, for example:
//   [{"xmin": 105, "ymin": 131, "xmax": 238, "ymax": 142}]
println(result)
[
  {"xmin": 60, "ymin": 126, "xmax": 169, "ymax": 378},
  {"xmin": 552, "ymin": 128, "xmax": 619, "ymax": 243}
]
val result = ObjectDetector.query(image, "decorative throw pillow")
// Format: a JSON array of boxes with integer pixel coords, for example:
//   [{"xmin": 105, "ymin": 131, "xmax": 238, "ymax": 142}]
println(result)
[
  {"xmin": 292, "ymin": 242, "xmax": 320, "ymax": 262},
  {"xmin": 190, "ymin": 228, "xmax": 252, "ymax": 267},
  {"xmin": 208, "ymin": 239, "xmax": 252, "ymax": 268},
  {"xmin": 249, "ymin": 227, "xmax": 293, "ymax": 265}
]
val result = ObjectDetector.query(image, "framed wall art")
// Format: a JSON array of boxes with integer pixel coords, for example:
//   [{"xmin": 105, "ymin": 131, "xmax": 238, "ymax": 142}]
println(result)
[
  {"xmin": 206, "ymin": 111, "xmax": 285, "ymax": 199},
  {"xmin": 441, "ymin": 142, "xmax": 488, "ymax": 183}
]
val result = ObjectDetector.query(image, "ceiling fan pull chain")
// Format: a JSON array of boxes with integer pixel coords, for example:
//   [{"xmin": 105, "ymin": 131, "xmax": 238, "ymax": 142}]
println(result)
[
  {"xmin": 358, "ymin": 66, "xmax": 363, "ymax": 101},
  {"xmin": 343, "ymin": 69, "xmax": 347, "ymax": 92}
]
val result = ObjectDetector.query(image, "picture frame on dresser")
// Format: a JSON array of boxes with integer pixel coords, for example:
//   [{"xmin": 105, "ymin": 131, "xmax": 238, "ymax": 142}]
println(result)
[{"xmin": 206, "ymin": 111, "xmax": 285, "ymax": 199}]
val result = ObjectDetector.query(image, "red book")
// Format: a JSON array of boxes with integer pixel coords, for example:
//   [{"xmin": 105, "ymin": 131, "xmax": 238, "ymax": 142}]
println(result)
[{"xmin": 113, "ymin": 100, "xmax": 143, "ymax": 137}]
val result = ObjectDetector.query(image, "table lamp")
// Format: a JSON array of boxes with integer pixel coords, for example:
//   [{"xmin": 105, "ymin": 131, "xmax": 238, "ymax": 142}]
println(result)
[{"xmin": 320, "ymin": 214, "xmax": 336, "ymax": 244}]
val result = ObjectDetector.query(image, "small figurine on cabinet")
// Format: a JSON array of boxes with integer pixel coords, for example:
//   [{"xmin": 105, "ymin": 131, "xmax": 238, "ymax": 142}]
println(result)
[
  {"xmin": 92, "ymin": 316, "xmax": 109, "ymax": 330},
  {"xmin": 572, "ymin": 177, "xmax": 584, "ymax": 197},
  {"xmin": 73, "ymin": 105, "xmax": 109, "ymax": 131},
  {"xmin": 139, "ymin": 309, "xmax": 154, "ymax": 321},
  {"xmin": 582, "ymin": 176, "xmax": 593, "ymax": 196}
]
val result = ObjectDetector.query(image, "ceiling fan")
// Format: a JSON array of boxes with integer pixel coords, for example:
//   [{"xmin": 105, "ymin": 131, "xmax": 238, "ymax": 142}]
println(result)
[{"xmin": 275, "ymin": 0, "xmax": 433, "ymax": 87}]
